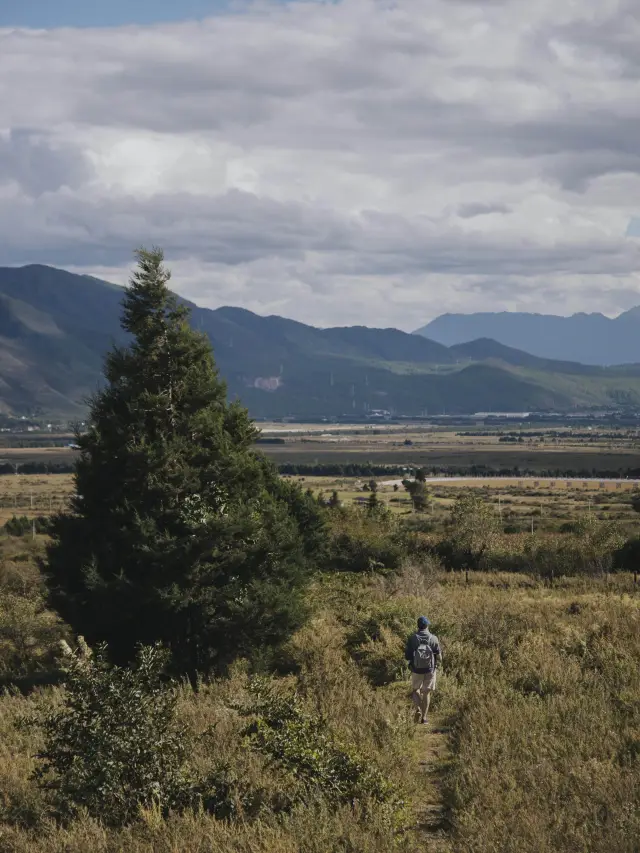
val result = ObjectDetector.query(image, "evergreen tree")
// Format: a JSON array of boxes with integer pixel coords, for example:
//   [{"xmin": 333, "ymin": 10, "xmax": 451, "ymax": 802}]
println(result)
[
  {"xmin": 409, "ymin": 481, "xmax": 430, "ymax": 512},
  {"xmin": 366, "ymin": 491, "xmax": 380, "ymax": 512},
  {"xmin": 46, "ymin": 249, "xmax": 322, "ymax": 682},
  {"xmin": 402, "ymin": 479, "xmax": 430, "ymax": 512},
  {"xmin": 328, "ymin": 490, "xmax": 340, "ymax": 509}
]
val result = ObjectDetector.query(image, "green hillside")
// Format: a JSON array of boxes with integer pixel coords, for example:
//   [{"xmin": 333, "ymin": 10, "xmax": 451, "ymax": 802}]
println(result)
[{"xmin": 2, "ymin": 265, "xmax": 640, "ymax": 417}]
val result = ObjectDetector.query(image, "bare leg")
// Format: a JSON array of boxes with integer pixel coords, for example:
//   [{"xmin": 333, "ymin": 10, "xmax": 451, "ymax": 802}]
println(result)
[{"xmin": 420, "ymin": 690, "xmax": 432, "ymax": 722}]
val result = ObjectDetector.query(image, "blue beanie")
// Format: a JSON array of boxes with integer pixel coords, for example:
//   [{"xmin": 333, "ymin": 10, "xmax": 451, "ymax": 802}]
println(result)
[{"xmin": 417, "ymin": 616, "xmax": 430, "ymax": 629}]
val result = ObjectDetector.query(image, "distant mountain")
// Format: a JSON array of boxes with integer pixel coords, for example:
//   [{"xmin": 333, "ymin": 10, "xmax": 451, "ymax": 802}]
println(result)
[
  {"xmin": 449, "ymin": 339, "xmax": 608, "ymax": 375},
  {"xmin": 4, "ymin": 265, "xmax": 640, "ymax": 417},
  {"xmin": 415, "ymin": 308, "xmax": 640, "ymax": 366}
]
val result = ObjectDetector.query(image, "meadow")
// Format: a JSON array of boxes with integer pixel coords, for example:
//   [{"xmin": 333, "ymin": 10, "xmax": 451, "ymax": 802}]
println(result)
[
  {"xmin": 292, "ymin": 473, "xmax": 640, "ymax": 539},
  {"xmin": 0, "ymin": 475, "xmax": 73, "ymax": 525},
  {"xmin": 0, "ymin": 473, "xmax": 639, "ymax": 852}
]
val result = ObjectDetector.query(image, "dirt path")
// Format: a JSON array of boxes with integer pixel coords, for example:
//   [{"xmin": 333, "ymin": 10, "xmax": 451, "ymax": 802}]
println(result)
[{"xmin": 412, "ymin": 713, "xmax": 453, "ymax": 852}]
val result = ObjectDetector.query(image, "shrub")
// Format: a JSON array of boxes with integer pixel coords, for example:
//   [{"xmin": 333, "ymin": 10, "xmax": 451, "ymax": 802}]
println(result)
[
  {"xmin": 242, "ymin": 677, "xmax": 401, "ymax": 817},
  {"xmin": 27, "ymin": 641, "xmax": 195, "ymax": 826},
  {"xmin": 325, "ymin": 506, "xmax": 405, "ymax": 573},
  {"xmin": 4, "ymin": 517, "xmax": 51, "ymax": 537},
  {"xmin": 0, "ymin": 592, "xmax": 66, "ymax": 679},
  {"xmin": 440, "ymin": 493, "xmax": 501, "ymax": 570},
  {"xmin": 0, "ymin": 545, "xmax": 68, "ymax": 681},
  {"xmin": 345, "ymin": 602, "xmax": 415, "ymax": 686}
]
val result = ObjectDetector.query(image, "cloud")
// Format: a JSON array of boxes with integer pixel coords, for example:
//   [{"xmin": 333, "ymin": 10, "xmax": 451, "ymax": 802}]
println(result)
[
  {"xmin": 0, "ymin": 129, "xmax": 92, "ymax": 196},
  {"xmin": 1, "ymin": 0, "xmax": 640, "ymax": 328},
  {"xmin": 456, "ymin": 202, "xmax": 512, "ymax": 219}
]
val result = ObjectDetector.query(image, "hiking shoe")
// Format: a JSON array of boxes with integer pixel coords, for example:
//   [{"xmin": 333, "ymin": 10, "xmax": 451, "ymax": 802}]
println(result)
[{"xmin": 421, "ymin": 717, "xmax": 429, "ymax": 726}]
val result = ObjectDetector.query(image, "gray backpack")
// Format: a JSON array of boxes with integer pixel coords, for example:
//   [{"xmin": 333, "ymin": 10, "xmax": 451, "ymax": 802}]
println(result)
[{"xmin": 413, "ymin": 635, "xmax": 435, "ymax": 672}]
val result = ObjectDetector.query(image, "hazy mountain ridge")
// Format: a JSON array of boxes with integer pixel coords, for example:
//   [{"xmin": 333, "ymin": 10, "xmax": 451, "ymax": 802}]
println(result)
[
  {"xmin": 3, "ymin": 265, "xmax": 640, "ymax": 417},
  {"xmin": 416, "ymin": 308, "xmax": 640, "ymax": 365}
]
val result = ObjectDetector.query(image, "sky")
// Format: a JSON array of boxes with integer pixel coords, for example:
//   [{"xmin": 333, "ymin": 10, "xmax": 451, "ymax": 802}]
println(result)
[
  {"xmin": 0, "ymin": 1, "xmax": 231, "ymax": 29},
  {"xmin": 1, "ymin": 0, "xmax": 640, "ymax": 330}
]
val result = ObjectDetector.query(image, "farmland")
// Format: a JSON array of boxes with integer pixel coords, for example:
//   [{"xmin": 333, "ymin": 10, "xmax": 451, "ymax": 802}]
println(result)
[
  {"xmin": 260, "ymin": 422, "xmax": 640, "ymax": 476},
  {"xmin": 289, "ymin": 473, "xmax": 640, "ymax": 531},
  {"xmin": 0, "ymin": 475, "xmax": 73, "ymax": 526},
  {"xmin": 2, "ymin": 470, "xmax": 640, "ymax": 533},
  {"xmin": 4, "ymin": 422, "xmax": 640, "ymax": 475},
  {"xmin": 3, "ymin": 421, "xmax": 640, "ymax": 533}
]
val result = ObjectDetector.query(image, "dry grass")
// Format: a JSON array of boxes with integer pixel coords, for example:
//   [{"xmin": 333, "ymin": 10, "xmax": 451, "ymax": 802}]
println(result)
[
  {"xmin": 0, "ymin": 524, "xmax": 638, "ymax": 852},
  {"xmin": 422, "ymin": 573, "xmax": 640, "ymax": 853},
  {"xmin": 0, "ymin": 476, "xmax": 74, "ymax": 496},
  {"xmin": 0, "ymin": 476, "xmax": 74, "ymax": 525},
  {"xmin": 296, "ymin": 474, "xmax": 640, "ymax": 533},
  {"xmin": 304, "ymin": 568, "xmax": 640, "ymax": 853}
]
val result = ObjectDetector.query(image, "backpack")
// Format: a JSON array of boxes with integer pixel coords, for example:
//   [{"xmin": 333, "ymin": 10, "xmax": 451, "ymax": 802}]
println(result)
[{"xmin": 413, "ymin": 634, "xmax": 435, "ymax": 673}]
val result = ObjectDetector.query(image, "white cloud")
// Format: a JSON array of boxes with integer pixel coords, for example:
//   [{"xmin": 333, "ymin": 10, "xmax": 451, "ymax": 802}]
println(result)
[{"xmin": 1, "ymin": 0, "xmax": 640, "ymax": 329}]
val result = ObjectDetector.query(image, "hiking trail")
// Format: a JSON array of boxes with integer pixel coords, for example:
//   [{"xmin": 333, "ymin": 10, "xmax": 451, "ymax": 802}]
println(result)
[{"xmin": 412, "ymin": 712, "xmax": 452, "ymax": 852}]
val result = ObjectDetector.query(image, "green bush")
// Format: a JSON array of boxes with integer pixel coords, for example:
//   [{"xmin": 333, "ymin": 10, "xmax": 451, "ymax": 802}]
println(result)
[
  {"xmin": 0, "ymin": 546, "xmax": 67, "ymax": 680},
  {"xmin": 242, "ymin": 677, "xmax": 401, "ymax": 816},
  {"xmin": 27, "ymin": 641, "xmax": 196, "ymax": 826},
  {"xmin": 325, "ymin": 506, "xmax": 405, "ymax": 573},
  {"xmin": 345, "ymin": 602, "xmax": 414, "ymax": 686},
  {"xmin": 0, "ymin": 592, "xmax": 66, "ymax": 678},
  {"xmin": 4, "ymin": 517, "xmax": 51, "ymax": 537},
  {"xmin": 523, "ymin": 518, "xmax": 625, "ymax": 578}
]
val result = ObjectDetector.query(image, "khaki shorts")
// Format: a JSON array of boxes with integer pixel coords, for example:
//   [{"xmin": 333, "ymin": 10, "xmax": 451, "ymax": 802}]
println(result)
[{"xmin": 411, "ymin": 670, "xmax": 437, "ymax": 692}]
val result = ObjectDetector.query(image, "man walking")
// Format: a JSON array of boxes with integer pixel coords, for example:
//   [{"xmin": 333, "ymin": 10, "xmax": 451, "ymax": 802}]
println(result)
[{"xmin": 405, "ymin": 616, "xmax": 442, "ymax": 725}]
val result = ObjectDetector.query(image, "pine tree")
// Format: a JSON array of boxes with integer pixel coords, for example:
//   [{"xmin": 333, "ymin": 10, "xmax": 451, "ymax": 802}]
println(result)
[
  {"xmin": 328, "ymin": 490, "xmax": 340, "ymax": 509},
  {"xmin": 366, "ymin": 491, "xmax": 379, "ymax": 512},
  {"xmin": 410, "ymin": 481, "xmax": 430, "ymax": 512},
  {"xmin": 402, "ymin": 479, "xmax": 429, "ymax": 512},
  {"xmin": 46, "ymin": 249, "xmax": 322, "ymax": 682}
]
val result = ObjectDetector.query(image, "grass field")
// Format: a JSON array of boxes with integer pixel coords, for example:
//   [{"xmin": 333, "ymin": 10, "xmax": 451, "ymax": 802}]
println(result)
[
  {"xmin": 0, "ymin": 475, "xmax": 74, "ymax": 525},
  {"xmin": 1, "ymin": 470, "xmax": 639, "ymax": 532},
  {"xmin": 290, "ymin": 472, "xmax": 640, "ymax": 533},
  {"xmin": 434, "ymin": 570, "xmax": 640, "ymax": 852},
  {"xmin": 0, "ymin": 548, "xmax": 638, "ymax": 852}
]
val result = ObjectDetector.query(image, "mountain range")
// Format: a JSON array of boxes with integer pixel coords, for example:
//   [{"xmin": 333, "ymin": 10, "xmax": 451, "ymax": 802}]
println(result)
[
  {"xmin": 415, "ymin": 308, "xmax": 640, "ymax": 366},
  {"xmin": 3, "ymin": 265, "xmax": 640, "ymax": 417}
]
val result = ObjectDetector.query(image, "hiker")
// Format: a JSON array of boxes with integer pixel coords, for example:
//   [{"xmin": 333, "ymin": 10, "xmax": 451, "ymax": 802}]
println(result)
[{"xmin": 406, "ymin": 616, "xmax": 442, "ymax": 725}]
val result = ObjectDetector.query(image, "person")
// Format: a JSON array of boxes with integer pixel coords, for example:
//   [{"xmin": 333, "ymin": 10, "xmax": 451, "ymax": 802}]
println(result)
[{"xmin": 405, "ymin": 616, "xmax": 442, "ymax": 725}]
